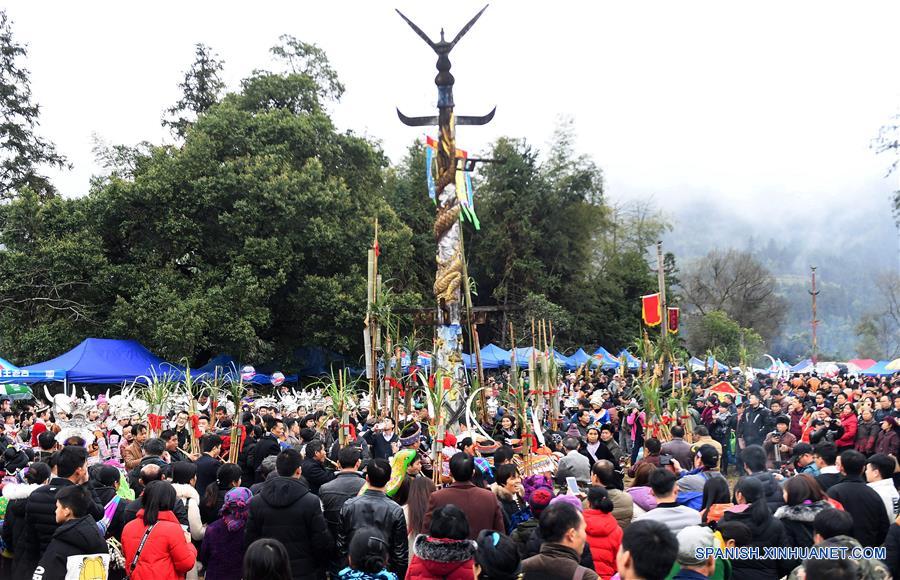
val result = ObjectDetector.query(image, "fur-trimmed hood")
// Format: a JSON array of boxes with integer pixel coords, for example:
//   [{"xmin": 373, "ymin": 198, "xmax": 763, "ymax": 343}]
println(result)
[
  {"xmin": 412, "ymin": 535, "xmax": 476, "ymax": 576},
  {"xmin": 491, "ymin": 482, "xmax": 522, "ymax": 503},
  {"xmin": 2, "ymin": 482, "xmax": 41, "ymax": 500},
  {"xmin": 774, "ymin": 500, "xmax": 833, "ymax": 522}
]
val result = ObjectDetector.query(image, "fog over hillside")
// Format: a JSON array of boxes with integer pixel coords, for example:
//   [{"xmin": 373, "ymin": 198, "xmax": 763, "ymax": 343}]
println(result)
[{"xmin": 653, "ymin": 184, "xmax": 899, "ymax": 361}]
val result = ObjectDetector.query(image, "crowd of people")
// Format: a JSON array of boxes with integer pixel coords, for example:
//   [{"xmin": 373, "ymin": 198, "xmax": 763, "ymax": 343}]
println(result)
[{"xmin": 0, "ymin": 369, "xmax": 897, "ymax": 580}]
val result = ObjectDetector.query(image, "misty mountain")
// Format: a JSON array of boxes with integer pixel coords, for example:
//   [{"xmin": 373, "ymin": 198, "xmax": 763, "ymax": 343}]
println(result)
[{"xmin": 661, "ymin": 196, "xmax": 899, "ymax": 361}]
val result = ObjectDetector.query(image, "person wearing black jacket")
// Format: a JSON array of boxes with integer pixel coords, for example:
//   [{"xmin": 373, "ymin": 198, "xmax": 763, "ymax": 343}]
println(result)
[
  {"xmin": 90, "ymin": 465, "xmax": 130, "ymax": 541},
  {"xmin": 300, "ymin": 440, "xmax": 335, "ymax": 495},
  {"xmin": 2, "ymin": 462, "xmax": 51, "ymax": 579},
  {"xmin": 737, "ymin": 395, "xmax": 771, "ymax": 447},
  {"xmin": 740, "ymin": 445, "xmax": 785, "ymax": 513},
  {"xmin": 33, "ymin": 485, "xmax": 108, "ymax": 580},
  {"xmin": 245, "ymin": 448, "xmax": 333, "ymax": 580},
  {"xmin": 827, "ymin": 450, "xmax": 890, "ymax": 547},
  {"xmin": 338, "ymin": 458, "xmax": 408, "ymax": 578},
  {"xmin": 21, "ymin": 446, "xmax": 103, "ymax": 577},
  {"xmin": 318, "ymin": 447, "xmax": 365, "ymax": 540},
  {"xmin": 249, "ymin": 416, "xmax": 283, "ymax": 483},
  {"xmin": 195, "ymin": 433, "xmax": 223, "ymax": 494},
  {"xmin": 363, "ymin": 417, "xmax": 399, "ymax": 460}
]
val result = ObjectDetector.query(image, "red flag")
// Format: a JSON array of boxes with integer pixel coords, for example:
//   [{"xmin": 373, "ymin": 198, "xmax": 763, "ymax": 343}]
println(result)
[
  {"xmin": 642, "ymin": 293, "xmax": 662, "ymax": 326},
  {"xmin": 667, "ymin": 307, "xmax": 680, "ymax": 333}
]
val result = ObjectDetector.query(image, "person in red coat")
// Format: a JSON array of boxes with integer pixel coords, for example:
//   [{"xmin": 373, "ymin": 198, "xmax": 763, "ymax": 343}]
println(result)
[
  {"xmin": 582, "ymin": 487, "xmax": 622, "ymax": 580},
  {"xmin": 422, "ymin": 454, "xmax": 504, "ymax": 540},
  {"xmin": 407, "ymin": 504, "xmax": 476, "ymax": 580},
  {"xmin": 835, "ymin": 404, "xmax": 859, "ymax": 452},
  {"xmin": 122, "ymin": 480, "xmax": 197, "ymax": 580}
]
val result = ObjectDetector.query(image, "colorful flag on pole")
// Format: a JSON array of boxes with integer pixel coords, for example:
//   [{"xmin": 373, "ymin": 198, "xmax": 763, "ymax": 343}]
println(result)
[
  {"xmin": 425, "ymin": 137, "xmax": 437, "ymax": 202},
  {"xmin": 667, "ymin": 307, "xmax": 680, "ymax": 333},
  {"xmin": 642, "ymin": 293, "xmax": 662, "ymax": 326}
]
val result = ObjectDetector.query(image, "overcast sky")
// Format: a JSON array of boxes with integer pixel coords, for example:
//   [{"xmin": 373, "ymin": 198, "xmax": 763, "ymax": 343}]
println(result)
[{"xmin": 7, "ymin": 0, "xmax": 900, "ymax": 243}]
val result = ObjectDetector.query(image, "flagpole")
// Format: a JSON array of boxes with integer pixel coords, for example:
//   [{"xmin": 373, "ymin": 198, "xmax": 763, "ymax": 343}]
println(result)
[{"xmin": 656, "ymin": 241, "xmax": 670, "ymax": 389}]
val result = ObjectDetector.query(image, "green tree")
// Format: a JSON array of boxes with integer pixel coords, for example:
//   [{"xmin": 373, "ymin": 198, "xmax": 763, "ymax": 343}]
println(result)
[
  {"xmin": 0, "ymin": 10, "xmax": 67, "ymax": 198},
  {"xmin": 685, "ymin": 310, "xmax": 764, "ymax": 364},
  {"xmin": 269, "ymin": 35, "xmax": 344, "ymax": 103},
  {"xmin": 163, "ymin": 43, "xmax": 226, "ymax": 138},
  {"xmin": 0, "ymin": 49, "xmax": 413, "ymax": 367}
]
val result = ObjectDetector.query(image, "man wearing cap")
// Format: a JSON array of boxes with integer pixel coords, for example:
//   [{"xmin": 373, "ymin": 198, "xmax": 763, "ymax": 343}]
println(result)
[
  {"xmin": 790, "ymin": 442, "xmax": 820, "ymax": 476},
  {"xmin": 669, "ymin": 526, "xmax": 717, "ymax": 580},
  {"xmin": 671, "ymin": 445, "xmax": 724, "ymax": 493},
  {"xmin": 763, "ymin": 415, "xmax": 796, "ymax": 469}
]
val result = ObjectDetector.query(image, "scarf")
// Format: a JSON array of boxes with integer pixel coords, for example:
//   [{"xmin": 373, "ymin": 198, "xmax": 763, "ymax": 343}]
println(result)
[{"xmin": 221, "ymin": 487, "xmax": 252, "ymax": 532}]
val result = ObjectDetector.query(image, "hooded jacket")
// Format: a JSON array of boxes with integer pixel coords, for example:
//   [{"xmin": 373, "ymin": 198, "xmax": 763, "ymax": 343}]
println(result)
[
  {"xmin": 405, "ymin": 535, "xmax": 476, "ymax": 580},
  {"xmin": 21, "ymin": 478, "xmax": 104, "ymax": 576},
  {"xmin": 835, "ymin": 413, "xmax": 858, "ymax": 449},
  {"xmin": 33, "ymin": 515, "xmax": 108, "ymax": 580},
  {"xmin": 747, "ymin": 471, "xmax": 785, "ymax": 512},
  {"xmin": 1, "ymin": 481, "xmax": 41, "ymax": 577},
  {"xmin": 720, "ymin": 504, "xmax": 792, "ymax": 580},
  {"xmin": 122, "ymin": 509, "xmax": 197, "ymax": 580},
  {"xmin": 245, "ymin": 475, "xmax": 332, "ymax": 580},
  {"xmin": 583, "ymin": 509, "xmax": 622, "ymax": 580},
  {"xmin": 491, "ymin": 483, "xmax": 530, "ymax": 533},
  {"xmin": 774, "ymin": 500, "xmax": 834, "ymax": 550}
]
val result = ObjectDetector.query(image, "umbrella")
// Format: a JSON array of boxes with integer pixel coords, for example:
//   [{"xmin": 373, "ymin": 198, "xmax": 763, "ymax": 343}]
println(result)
[
  {"xmin": 0, "ymin": 383, "xmax": 33, "ymax": 400},
  {"xmin": 886, "ymin": 358, "xmax": 900, "ymax": 372},
  {"xmin": 707, "ymin": 381, "xmax": 739, "ymax": 396}
]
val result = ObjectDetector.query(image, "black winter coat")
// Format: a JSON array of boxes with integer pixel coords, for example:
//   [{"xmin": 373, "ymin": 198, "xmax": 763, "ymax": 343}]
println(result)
[
  {"xmin": 827, "ymin": 476, "xmax": 891, "ymax": 547},
  {"xmin": 249, "ymin": 435, "xmax": 281, "ymax": 482},
  {"xmin": 884, "ymin": 523, "xmax": 900, "ymax": 579},
  {"xmin": 199, "ymin": 485, "xmax": 228, "ymax": 524},
  {"xmin": 33, "ymin": 515, "xmax": 108, "ymax": 580},
  {"xmin": 245, "ymin": 476, "xmax": 333, "ymax": 580},
  {"xmin": 738, "ymin": 405, "xmax": 771, "ymax": 445},
  {"xmin": 21, "ymin": 479, "xmax": 103, "ymax": 577},
  {"xmin": 773, "ymin": 500, "xmax": 834, "ymax": 569},
  {"xmin": 747, "ymin": 471, "xmax": 785, "ymax": 513},
  {"xmin": 2, "ymin": 483, "xmax": 42, "ymax": 579},
  {"xmin": 194, "ymin": 453, "xmax": 221, "ymax": 494},
  {"xmin": 338, "ymin": 489, "xmax": 408, "ymax": 577},
  {"xmin": 92, "ymin": 484, "xmax": 130, "ymax": 541},
  {"xmin": 362, "ymin": 429, "xmax": 398, "ymax": 460},
  {"xmin": 300, "ymin": 457, "xmax": 335, "ymax": 495},
  {"xmin": 720, "ymin": 506, "xmax": 792, "ymax": 580},
  {"xmin": 318, "ymin": 471, "xmax": 365, "ymax": 539}
]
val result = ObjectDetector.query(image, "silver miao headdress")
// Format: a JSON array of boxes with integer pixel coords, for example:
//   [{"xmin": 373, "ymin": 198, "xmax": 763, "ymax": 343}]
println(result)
[{"xmin": 45, "ymin": 387, "xmax": 101, "ymax": 446}]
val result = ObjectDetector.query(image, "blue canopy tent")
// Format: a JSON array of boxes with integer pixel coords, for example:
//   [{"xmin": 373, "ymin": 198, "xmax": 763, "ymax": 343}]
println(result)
[
  {"xmin": 0, "ymin": 357, "xmax": 35, "ymax": 399},
  {"xmin": 688, "ymin": 357, "xmax": 730, "ymax": 373},
  {"xmin": 479, "ymin": 344, "xmax": 511, "ymax": 368},
  {"xmin": 17, "ymin": 338, "xmax": 180, "ymax": 385},
  {"xmin": 591, "ymin": 347, "xmax": 620, "ymax": 369},
  {"xmin": 862, "ymin": 360, "xmax": 897, "ymax": 377},
  {"xmin": 790, "ymin": 359, "xmax": 814, "ymax": 373},
  {"xmin": 511, "ymin": 347, "xmax": 570, "ymax": 369},
  {"xmin": 618, "ymin": 350, "xmax": 641, "ymax": 370},
  {"xmin": 568, "ymin": 348, "xmax": 591, "ymax": 368}
]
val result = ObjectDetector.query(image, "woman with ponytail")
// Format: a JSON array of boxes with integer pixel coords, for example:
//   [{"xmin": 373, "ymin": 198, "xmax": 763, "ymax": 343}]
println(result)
[
  {"xmin": 720, "ymin": 477, "xmax": 791, "ymax": 580},
  {"xmin": 200, "ymin": 463, "xmax": 242, "ymax": 524},
  {"xmin": 582, "ymin": 486, "xmax": 622, "ymax": 580},
  {"xmin": 339, "ymin": 527, "xmax": 398, "ymax": 580}
]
